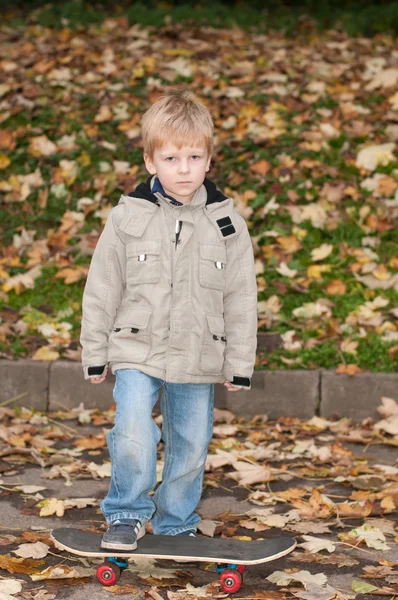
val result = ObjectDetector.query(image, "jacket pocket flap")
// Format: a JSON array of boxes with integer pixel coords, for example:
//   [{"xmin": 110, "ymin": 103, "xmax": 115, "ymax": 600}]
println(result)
[
  {"xmin": 200, "ymin": 243, "xmax": 226, "ymax": 263},
  {"xmin": 127, "ymin": 240, "xmax": 161, "ymax": 257},
  {"xmin": 206, "ymin": 315, "xmax": 225, "ymax": 335},
  {"xmin": 114, "ymin": 307, "xmax": 153, "ymax": 329}
]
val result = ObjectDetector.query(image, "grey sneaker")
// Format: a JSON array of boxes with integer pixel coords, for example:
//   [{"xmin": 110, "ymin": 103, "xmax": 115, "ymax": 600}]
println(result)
[{"xmin": 101, "ymin": 519, "xmax": 146, "ymax": 551}]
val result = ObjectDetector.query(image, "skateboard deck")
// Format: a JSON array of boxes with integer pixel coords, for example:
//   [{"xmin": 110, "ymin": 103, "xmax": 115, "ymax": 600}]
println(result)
[{"xmin": 51, "ymin": 527, "xmax": 296, "ymax": 565}]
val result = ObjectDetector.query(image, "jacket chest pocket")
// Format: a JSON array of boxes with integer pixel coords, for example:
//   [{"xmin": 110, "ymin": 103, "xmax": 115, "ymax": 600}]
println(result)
[
  {"xmin": 200, "ymin": 315, "xmax": 227, "ymax": 374},
  {"xmin": 126, "ymin": 240, "xmax": 161, "ymax": 285},
  {"xmin": 108, "ymin": 307, "xmax": 152, "ymax": 363},
  {"xmin": 199, "ymin": 244, "xmax": 227, "ymax": 291}
]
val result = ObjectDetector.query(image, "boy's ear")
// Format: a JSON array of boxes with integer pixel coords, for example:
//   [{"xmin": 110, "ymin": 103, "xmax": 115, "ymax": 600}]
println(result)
[
  {"xmin": 205, "ymin": 155, "xmax": 212, "ymax": 172},
  {"xmin": 143, "ymin": 153, "xmax": 157, "ymax": 175}
]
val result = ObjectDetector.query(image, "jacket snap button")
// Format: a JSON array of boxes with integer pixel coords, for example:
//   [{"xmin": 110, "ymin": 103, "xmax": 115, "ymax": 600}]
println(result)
[
  {"xmin": 221, "ymin": 336, "xmax": 227, "ymax": 342},
  {"xmin": 131, "ymin": 328, "xmax": 139, "ymax": 333},
  {"xmin": 213, "ymin": 335, "xmax": 219, "ymax": 340},
  {"xmin": 114, "ymin": 328, "xmax": 121, "ymax": 332}
]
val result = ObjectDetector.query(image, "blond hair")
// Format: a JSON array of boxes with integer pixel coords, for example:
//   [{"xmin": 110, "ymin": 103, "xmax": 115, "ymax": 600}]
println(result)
[{"xmin": 141, "ymin": 89, "xmax": 214, "ymax": 157}]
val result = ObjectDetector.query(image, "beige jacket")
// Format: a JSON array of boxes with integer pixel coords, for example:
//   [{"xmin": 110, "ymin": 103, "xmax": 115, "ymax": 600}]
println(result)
[{"xmin": 80, "ymin": 176, "xmax": 258, "ymax": 389}]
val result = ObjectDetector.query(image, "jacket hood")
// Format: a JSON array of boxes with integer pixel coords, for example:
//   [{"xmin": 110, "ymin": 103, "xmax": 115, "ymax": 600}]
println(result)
[{"xmin": 126, "ymin": 176, "xmax": 228, "ymax": 206}]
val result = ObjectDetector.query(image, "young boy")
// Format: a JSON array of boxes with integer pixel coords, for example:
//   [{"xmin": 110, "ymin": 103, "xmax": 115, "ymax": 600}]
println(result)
[{"xmin": 80, "ymin": 90, "xmax": 258, "ymax": 550}]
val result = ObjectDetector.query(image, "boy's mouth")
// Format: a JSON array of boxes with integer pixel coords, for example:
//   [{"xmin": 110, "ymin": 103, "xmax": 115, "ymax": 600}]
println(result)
[{"xmin": 177, "ymin": 181, "xmax": 192, "ymax": 184}]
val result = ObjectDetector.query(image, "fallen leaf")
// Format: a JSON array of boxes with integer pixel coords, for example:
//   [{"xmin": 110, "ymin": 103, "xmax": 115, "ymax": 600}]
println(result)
[
  {"xmin": 292, "ymin": 583, "xmax": 337, "ymax": 600},
  {"xmin": 13, "ymin": 542, "xmax": 49, "ymax": 559},
  {"xmin": 351, "ymin": 580, "xmax": 378, "ymax": 594},
  {"xmin": 267, "ymin": 569, "xmax": 328, "ymax": 588},
  {"xmin": 30, "ymin": 565, "xmax": 93, "ymax": 581},
  {"xmin": 129, "ymin": 557, "xmax": 177, "ymax": 580},
  {"xmin": 335, "ymin": 364, "xmax": 364, "ymax": 376},
  {"xmin": 299, "ymin": 535, "xmax": 336, "ymax": 554}
]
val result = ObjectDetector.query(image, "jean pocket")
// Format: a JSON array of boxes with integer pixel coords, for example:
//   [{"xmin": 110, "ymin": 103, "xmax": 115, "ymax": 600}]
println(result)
[
  {"xmin": 126, "ymin": 240, "xmax": 161, "ymax": 285},
  {"xmin": 108, "ymin": 306, "xmax": 153, "ymax": 363},
  {"xmin": 199, "ymin": 244, "xmax": 227, "ymax": 291},
  {"xmin": 200, "ymin": 315, "xmax": 227, "ymax": 374}
]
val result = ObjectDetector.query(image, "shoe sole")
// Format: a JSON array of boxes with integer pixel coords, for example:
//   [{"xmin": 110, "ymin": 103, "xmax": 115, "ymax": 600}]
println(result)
[{"xmin": 101, "ymin": 527, "xmax": 145, "ymax": 551}]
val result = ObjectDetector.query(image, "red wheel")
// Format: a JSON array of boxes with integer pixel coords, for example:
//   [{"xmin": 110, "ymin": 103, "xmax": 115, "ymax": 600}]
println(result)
[
  {"xmin": 96, "ymin": 562, "xmax": 120, "ymax": 586},
  {"xmin": 220, "ymin": 569, "xmax": 242, "ymax": 593},
  {"xmin": 237, "ymin": 564, "xmax": 245, "ymax": 574}
]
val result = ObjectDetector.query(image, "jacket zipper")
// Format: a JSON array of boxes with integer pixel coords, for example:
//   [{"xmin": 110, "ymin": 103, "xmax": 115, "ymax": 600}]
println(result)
[
  {"xmin": 172, "ymin": 219, "xmax": 182, "ymax": 283},
  {"xmin": 169, "ymin": 219, "xmax": 182, "ymax": 337},
  {"xmin": 175, "ymin": 219, "xmax": 182, "ymax": 250}
]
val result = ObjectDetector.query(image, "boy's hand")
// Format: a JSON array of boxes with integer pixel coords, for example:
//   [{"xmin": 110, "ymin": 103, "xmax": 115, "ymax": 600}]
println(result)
[
  {"xmin": 90, "ymin": 367, "xmax": 108, "ymax": 384},
  {"xmin": 223, "ymin": 381, "xmax": 242, "ymax": 392}
]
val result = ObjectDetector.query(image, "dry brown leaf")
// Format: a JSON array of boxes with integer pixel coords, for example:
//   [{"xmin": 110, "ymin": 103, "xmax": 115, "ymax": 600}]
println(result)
[{"xmin": 335, "ymin": 363, "xmax": 364, "ymax": 376}]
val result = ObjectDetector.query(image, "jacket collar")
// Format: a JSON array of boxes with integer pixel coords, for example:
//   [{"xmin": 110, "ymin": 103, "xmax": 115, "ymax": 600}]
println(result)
[
  {"xmin": 128, "ymin": 176, "xmax": 228, "ymax": 209},
  {"xmin": 151, "ymin": 177, "xmax": 184, "ymax": 206},
  {"xmin": 117, "ymin": 176, "xmax": 238, "ymax": 242}
]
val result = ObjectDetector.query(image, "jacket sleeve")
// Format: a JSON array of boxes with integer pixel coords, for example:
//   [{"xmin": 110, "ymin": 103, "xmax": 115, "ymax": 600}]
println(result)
[
  {"xmin": 222, "ymin": 217, "xmax": 258, "ymax": 390},
  {"xmin": 80, "ymin": 208, "xmax": 126, "ymax": 380}
]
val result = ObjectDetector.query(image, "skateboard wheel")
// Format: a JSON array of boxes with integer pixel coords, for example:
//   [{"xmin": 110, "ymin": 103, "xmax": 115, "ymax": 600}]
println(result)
[
  {"xmin": 220, "ymin": 569, "xmax": 242, "ymax": 593},
  {"xmin": 96, "ymin": 562, "xmax": 121, "ymax": 586}
]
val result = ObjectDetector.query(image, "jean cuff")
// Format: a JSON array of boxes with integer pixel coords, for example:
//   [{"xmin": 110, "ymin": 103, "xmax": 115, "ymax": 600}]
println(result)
[{"xmin": 106, "ymin": 512, "xmax": 151, "ymax": 525}]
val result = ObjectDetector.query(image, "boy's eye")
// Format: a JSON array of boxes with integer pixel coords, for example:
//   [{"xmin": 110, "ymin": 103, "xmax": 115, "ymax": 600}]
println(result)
[
  {"xmin": 165, "ymin": 157, "xmax": 175, "ymax": 161},
  {"xmin": 192, "ymin": 155, "xmax": 201, "ymax": 160}
]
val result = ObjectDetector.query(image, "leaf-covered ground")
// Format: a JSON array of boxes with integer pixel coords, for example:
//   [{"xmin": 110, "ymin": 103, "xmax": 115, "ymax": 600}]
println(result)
[
  {"xmin": 0, "ymin": 12, "xmax": 397, "ymax": 371},
  {"xmin": 0, "ymin": 397, "xmax": 398, "ymax": 599}
]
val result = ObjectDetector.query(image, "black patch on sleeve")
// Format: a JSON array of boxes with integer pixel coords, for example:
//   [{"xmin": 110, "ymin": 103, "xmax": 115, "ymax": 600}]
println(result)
[{"xmin": 216, "ymin": 216, "xmax": 236, "ymax": 237}]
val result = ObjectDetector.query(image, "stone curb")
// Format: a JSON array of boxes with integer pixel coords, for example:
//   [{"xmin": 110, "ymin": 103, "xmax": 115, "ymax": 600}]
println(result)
[{"xmin": 0, "ymin": 360, "xmax": 396, "ymax": 420}]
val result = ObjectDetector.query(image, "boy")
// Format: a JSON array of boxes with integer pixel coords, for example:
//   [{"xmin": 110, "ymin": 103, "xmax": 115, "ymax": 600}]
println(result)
[{"xmin": 80, "ymin": 89, "xmax": 258, "ymax": 550}]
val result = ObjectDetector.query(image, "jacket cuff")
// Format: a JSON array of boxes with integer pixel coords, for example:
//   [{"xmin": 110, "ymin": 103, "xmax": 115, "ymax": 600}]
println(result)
[
  {"xmin": 83, "ymin": 364, "xmax": 107, "ymax": 380},
  {"xmin": 230, "ymin": 376, "xmax": 251, "ymax": 390}
]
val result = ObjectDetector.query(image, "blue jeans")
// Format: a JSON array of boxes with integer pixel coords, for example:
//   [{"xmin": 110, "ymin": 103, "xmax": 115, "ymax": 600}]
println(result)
[{"xmin": 100, "ymin": 369, "xmax": 214, "ymax": 535}]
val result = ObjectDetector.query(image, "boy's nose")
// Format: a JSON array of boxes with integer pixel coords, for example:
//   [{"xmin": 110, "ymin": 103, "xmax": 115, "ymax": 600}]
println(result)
[{"xmin": 178, "ymin": 161, "xmax": 190, "ymax": 173}]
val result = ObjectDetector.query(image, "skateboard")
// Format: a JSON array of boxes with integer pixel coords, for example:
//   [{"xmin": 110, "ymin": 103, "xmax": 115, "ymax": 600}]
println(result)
[{"xmin": 51, "ymin": 527, "xmax": 296, "ymax": 594}]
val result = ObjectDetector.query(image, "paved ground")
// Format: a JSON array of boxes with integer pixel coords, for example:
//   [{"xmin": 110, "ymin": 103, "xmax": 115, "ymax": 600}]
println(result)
[{"xmin": 0, "ymin": 404, "xmax": 397, "ymax": 599}]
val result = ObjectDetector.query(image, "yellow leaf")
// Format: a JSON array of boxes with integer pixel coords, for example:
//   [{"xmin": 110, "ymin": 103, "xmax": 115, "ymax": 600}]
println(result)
[
  {"xmin": 37, "ymin": 497, "xmax": 65, "ymax": 517},
  {"xmin": 307, "ymin": 264, "xmax": 332, "ymax": 279},
  {"xmin": 164, "ymin": 48, "xmax": 193, "ymax": 57},
  {"xmin": 77, "ymin": 151, "xmax": 91, "ymax": 166},
  {"xmin": 130, "ymin": 66, "xmax": 145, "ymax": 81},
  {"xmin": 0, "ymin": 154, "xmax": 10, "ymax": 169},
  {"xmin": 31, "ymin": 347, "xmax": 59, "ymax": 361}
]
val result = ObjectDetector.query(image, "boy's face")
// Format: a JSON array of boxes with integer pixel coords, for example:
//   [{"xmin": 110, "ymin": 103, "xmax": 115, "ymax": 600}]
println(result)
[{"xmin": 144, "ymin": 142, "xmax": 211, "ymax": 204}]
